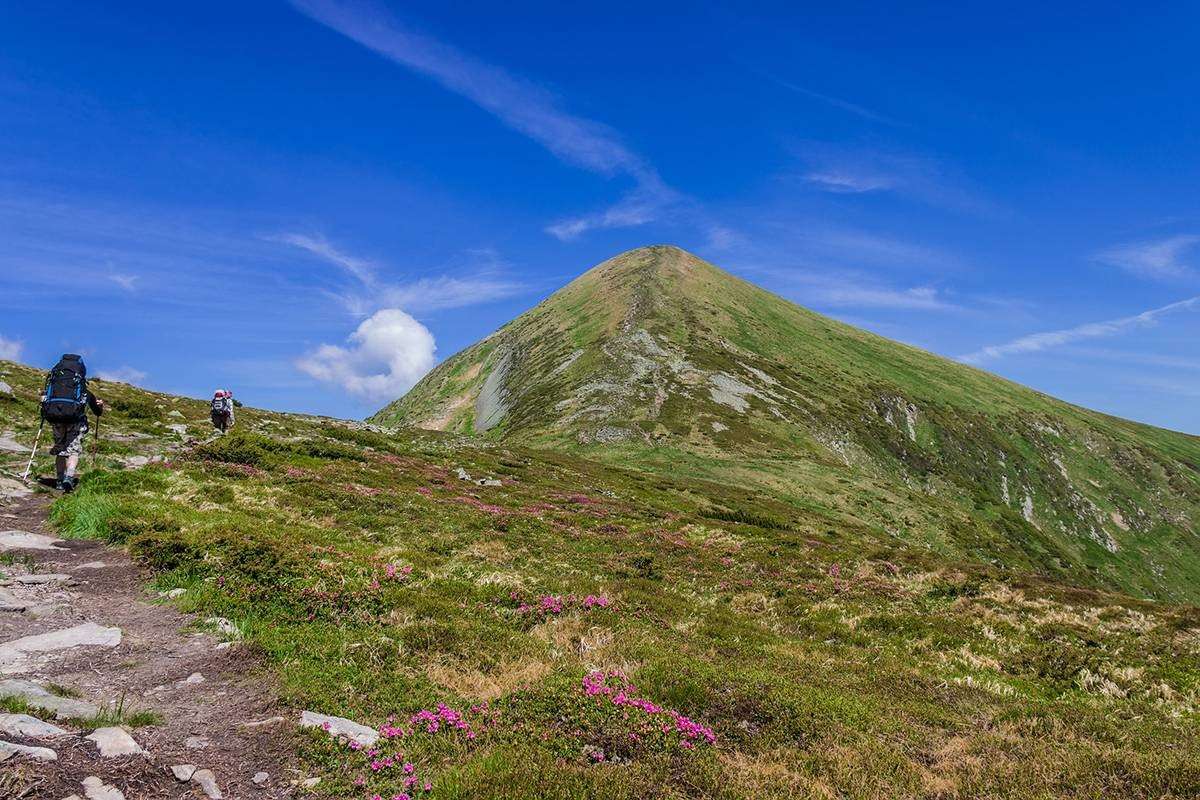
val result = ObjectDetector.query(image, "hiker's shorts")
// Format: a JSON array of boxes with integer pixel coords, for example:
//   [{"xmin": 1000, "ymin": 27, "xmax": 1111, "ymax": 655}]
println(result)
[
  {"xmin": 50, "ymin": 420, "xmax": 88, "ymax": 457},
  {"xmin": 211, "ymin": 411, "xmax": 231, "ymax": 431}
]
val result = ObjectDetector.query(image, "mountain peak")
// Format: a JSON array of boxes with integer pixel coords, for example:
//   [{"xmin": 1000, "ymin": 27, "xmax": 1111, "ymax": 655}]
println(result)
[{"xmin": 371, "ymin": 246, "xmax": 1200, "ymax": 600}]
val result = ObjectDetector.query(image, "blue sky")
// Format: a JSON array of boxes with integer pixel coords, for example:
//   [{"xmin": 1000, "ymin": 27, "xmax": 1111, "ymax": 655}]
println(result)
[{"xmin": 2, "ymin": 2, "xmax": 1199, "ymax": 432}]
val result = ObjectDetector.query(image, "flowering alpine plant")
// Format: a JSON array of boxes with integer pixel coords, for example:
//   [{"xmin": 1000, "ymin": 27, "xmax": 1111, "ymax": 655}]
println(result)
[
  {"xmin": 580, "ymin": 670, "xmax": 716, "ymax": 750},
  {"xmin": 345, "ymin": 702, "xmax": 497, "ymax": 799},
  {"xmin": 508, "ymin": 591, "xmax": 613, "ymax": 618}
]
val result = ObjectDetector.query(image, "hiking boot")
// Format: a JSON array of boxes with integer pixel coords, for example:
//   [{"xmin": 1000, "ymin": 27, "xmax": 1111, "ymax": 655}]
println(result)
[{"xmin": 60, "ymin": 477, "xmax": 75, "ymax": 493}]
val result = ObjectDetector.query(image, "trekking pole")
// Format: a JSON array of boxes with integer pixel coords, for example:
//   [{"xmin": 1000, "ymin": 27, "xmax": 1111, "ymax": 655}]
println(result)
[
  {"xmin": 21, "ymin": 419, "xmax": 45, "ymax": 484},
  {"xmin": 92, "ymin": 415, "xmax": 101, "ymax": 469}
]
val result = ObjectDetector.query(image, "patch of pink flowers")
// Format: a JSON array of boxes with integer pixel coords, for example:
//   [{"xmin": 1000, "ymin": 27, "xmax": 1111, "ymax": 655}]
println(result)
[
  {"xmin": 455, "ymin": 495, "xmax": 506, "ymax": 515},
  {"xmin": 383, "ymin": 563, "xmax": 413, "ymax": 581},
  {"xmin": 581, "ymin": 670, "xmax": 716, "ymax": 748},
  {"xmin": 509, "ymin": 591, "xmax": 613, "ymax": 618}
]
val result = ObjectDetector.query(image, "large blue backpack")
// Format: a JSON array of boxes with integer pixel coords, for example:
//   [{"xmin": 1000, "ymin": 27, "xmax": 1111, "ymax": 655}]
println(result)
[{"xmin": 41, "ymin": 354, "xmax": 87, "ymax": 423}]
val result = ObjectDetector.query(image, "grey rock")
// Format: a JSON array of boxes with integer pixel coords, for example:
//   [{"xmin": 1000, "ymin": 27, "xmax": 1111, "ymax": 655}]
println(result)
[
  {"xmin": 0, "ymin": 588, "xmax": 26, "ymax": 613},
  {"xmin": 0, "ymin": 530, "xmax": 63, "ymax": 551},
  {"xmin": 0, "ymin": 712, "xmax": 70, "ymax": 738},
  {"xmin": 192, "ymin": 768, "xmax": 223, "ymax": 799},
  {"xmin": 86, "ymin": 726, "xmax": 145, "ymax": 757},
  {"xmin": 181, "ymin": 672, "xmax": 205, "ymax": 685},
  {"xmin": 252, "ymin": 771, "xmax": 269, "ymax": 785},
  {"xmin": 0, "ymin": 679, "xmax": 99, "ymax": 718},
  {"xmin": 0, "ymin": 622, "xmax": 121, "ymax": 673},
  {"xmin": 75, "ymin": 561, "xmax": 108, "ymax": 570},
  {"xmin": 239, "ymin": 716, "xmax": 285, "ymax": 729},
  {"xmin": 204, "ymin": 617, "xmax": 241, "ymax": 639},
  {"xmin": 160, "ymin": 588, "xmax": 186, "ymax": 599},
  {"xmin": 299, "ymin": 710, "xmax": 379, "ymax": 746},
  {"xmin": 82, "ymin": 777, "xmax": 125, "ymax": 800},
  {"xmin": 455, "ymin": 466, "xmax": 472, "ymax": 481},
  {"xmin": 170, "ymin": 764, "xmax": 197, "ymax": 781},
  {"xmin": 10, "ymin": 573, "xmax": 72, "ymax": 585},
  {"xmin": 185, "ymin": 734, "xmax": 211, "ymax": 749},
  {"xmin": 0, "ymin": 739, "xmax": 58, "ymax": 761},
  {"xmin": 476, "ymin": 478, "xmax": 503, "ymax": 487},
  {"xmin": 0, "ymin": 381, "xmax": 12, "ymax": 396}
]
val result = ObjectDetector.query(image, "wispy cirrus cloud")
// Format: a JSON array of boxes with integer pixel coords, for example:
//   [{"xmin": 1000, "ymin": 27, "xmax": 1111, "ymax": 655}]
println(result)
[
  {"xmin": 107, "ymin": 274, "xmax": 138, "ymax": 292},
  {"xmin": 959, "ymin": 295, "xmax": 1200, "ymax": 364},
  {"xmin": 289, "ymin": 0, "xmax": 680, "ymax": 240},
  {"xmin": 772, "ymin": 270, "xmax": 957, "ymax": 311},
  {"xmin": 273, "ymin": 232, "xmax": 524, "ymax": 316},
  {"xmin": 1094, "ymin": 235, "xmax": 1199, "ymax": 281},
  {"xmin": 96, "ymin": 365, "xmax": 148, "ymax": 385},
  {"xmin": 795, "ymin": 143, "xmax": 994, "ymax": 215},
  {"xmin": 764, "ymin": 72, "xmax": 903, "ymax": 127}
]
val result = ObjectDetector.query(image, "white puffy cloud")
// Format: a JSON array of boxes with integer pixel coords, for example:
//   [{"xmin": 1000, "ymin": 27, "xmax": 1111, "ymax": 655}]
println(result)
[
  {"xmin": 0, "ymin": 335, "xmax": 23, "ymax": 361},
  {"xmin": 297, "ymin": 309, "xmax": 436, "ymax": 400}
]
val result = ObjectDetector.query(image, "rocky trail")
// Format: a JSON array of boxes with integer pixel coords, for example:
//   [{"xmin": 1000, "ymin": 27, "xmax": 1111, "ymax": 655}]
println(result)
[{"xmin": 0, "ymin": 491, "xmax": 304, "ymax": 799}]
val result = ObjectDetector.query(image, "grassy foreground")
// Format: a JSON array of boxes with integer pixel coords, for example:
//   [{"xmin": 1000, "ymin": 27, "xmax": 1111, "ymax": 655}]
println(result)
[{"xmin": 48, "ymin": 421, "xmax": 1200, "ymax": 799}]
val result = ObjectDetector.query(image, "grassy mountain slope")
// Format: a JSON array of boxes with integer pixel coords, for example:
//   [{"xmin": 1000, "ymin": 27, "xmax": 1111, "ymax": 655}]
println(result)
[
  {"xmin": 0, "ymin": 361, "xmax": 1196, "ymax": 798},
  {"xmin": 373, "ymin": 246, "xmax": 1200, "ymax": 602}
]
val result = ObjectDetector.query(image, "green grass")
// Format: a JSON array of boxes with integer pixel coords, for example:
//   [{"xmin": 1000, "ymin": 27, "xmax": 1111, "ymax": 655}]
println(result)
[{"xmin": 42, "ymin": 421, "xmax": 1200, "ymax": 800}]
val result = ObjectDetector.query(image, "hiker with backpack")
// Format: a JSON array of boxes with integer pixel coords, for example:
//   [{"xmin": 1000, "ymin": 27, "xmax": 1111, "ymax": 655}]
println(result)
[
  {"xmin": 210, "ymin": 389, "xmax": 235, "ymax": 433},
  {"xmin": 40, "ymin": 354, "xmax": 103, "ymax": 492}
]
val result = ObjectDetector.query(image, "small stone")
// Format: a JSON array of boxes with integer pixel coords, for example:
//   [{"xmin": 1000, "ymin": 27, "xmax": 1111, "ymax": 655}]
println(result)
[
  {"xmin": 252, "ymin": 771, "xmax": 269, "ymax": 785},
  {"xmin": 82, "ymin": 777, "xmax": 125, "ymax": 800},
  {"xmin": 214, "ymin": 641, "xmax": 232, "ymax": 651},
  {"xmin": 75, "ymin": 561, "xmax": 108, "ymax": 570},
  {"xmin": 192, "ymin": 768, "xmax": 223, "ymax": 799},
  {"xmin": 204, "ymin": 617, "xmax": 241, "ymax": 639},
  {"xmin": 301, "ymin": 777, "xmax": 321, "ymax": 788},
  {"xmin": 476, "ymin": 478, "xmax": 502, "ymax": 487},
  {"xmin": 239, "ymin": 716, "xmax": 285, "ymax": 729},
  {"xmin": 455, "ymin": 466, "xmax": 472, "ymax": 481},
  {"xmin": 181, "ymin": 672, "xmax": 205, "ymax": 685},
  {"xmin": 299, "ymin": 710, "xmax": 378, "ymax": 746},
  {"xmin": 185, "ymin": 735, "xmax": 211, "ymax": 749},
  {"xmin": 170, "ymin": 764, "xmax": 197, "ymax": 781},
  {"xmin": 161, "ymin": 588, "xmax": 186, "ymax": 598},
  {"xmin": 0, "ymin": 530, "xmax": 64, "ymax": 551},
  {"xmin": 0, "ymin": 712, "xmax": 70, "ymax": 738},
  {"xmin": 0, "ymin": 381, "xmax": 12, "ymax": 396},
  {"xmin": 86, "ymin": 726, "xmax": 145, "ymax": 757},
  {"xmin": 0, "ymin": 739, "xmax": 57, "ymax": 761}
]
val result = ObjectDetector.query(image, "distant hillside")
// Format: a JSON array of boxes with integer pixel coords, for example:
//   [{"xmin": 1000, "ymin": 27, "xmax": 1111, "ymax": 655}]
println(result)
[{"xmin": 374, "ymin": 246, "xmax": 1200, "ymax": 601}]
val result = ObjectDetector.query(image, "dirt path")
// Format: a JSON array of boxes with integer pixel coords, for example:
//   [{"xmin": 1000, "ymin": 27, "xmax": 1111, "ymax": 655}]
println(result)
[{"xmin": 0, "ymin": 491, "xmax": 303, "ymax": 799}]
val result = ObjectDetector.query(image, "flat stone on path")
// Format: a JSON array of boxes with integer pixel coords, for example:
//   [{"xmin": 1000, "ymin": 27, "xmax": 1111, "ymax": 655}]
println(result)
[
  {"xmin": 86, "ymin": 726, "xmax": 145, "ymax": 757},
  {"xmin": 0, "ymin": 622, "xmax": 121, "ymax": 673},
  {"xmin": 0, "ymin": 739, "xmax": 58, "ymax": 761},
  {"xmin": 253, "ymin": 771, "xmax": 269, "ymax": 785},
  {"xmin": 82, "ymin": 776, "xmax": 126, "ymax": 800},
  {"xmin": 192, "ymin": 768, "xmax": 224, "ymax": 799},
  {"xmin": 0, "ymin": 712, "xmax": 70, "ymax": 738},
  {"xmin": 170, "ymin": 763, "xmax": 197, "ymax": 781},
  {"xmin": 76, "ymin": 561, "xmax": 108, "ymax": 570},
  {"xmin": 185, "ymin": 734, "xmax": 211, "ymax": 749},
  {"xmin": 0, "ymin": 679, "xmax": 100, "ymax": 719},
  {"xmin": 0, "ymin": 588, "xmax": 27, "ymax": 612},
  {"xmin": 0, "ymin": 530, "xmax": 64, "ymax": 551},
  {"xmin": 8, "ymin": 572, "xmax": 73, "ymax": 585},
  {"xmin": 299, "ymin": 710, "xmax": 379, "ymax": 746}
]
